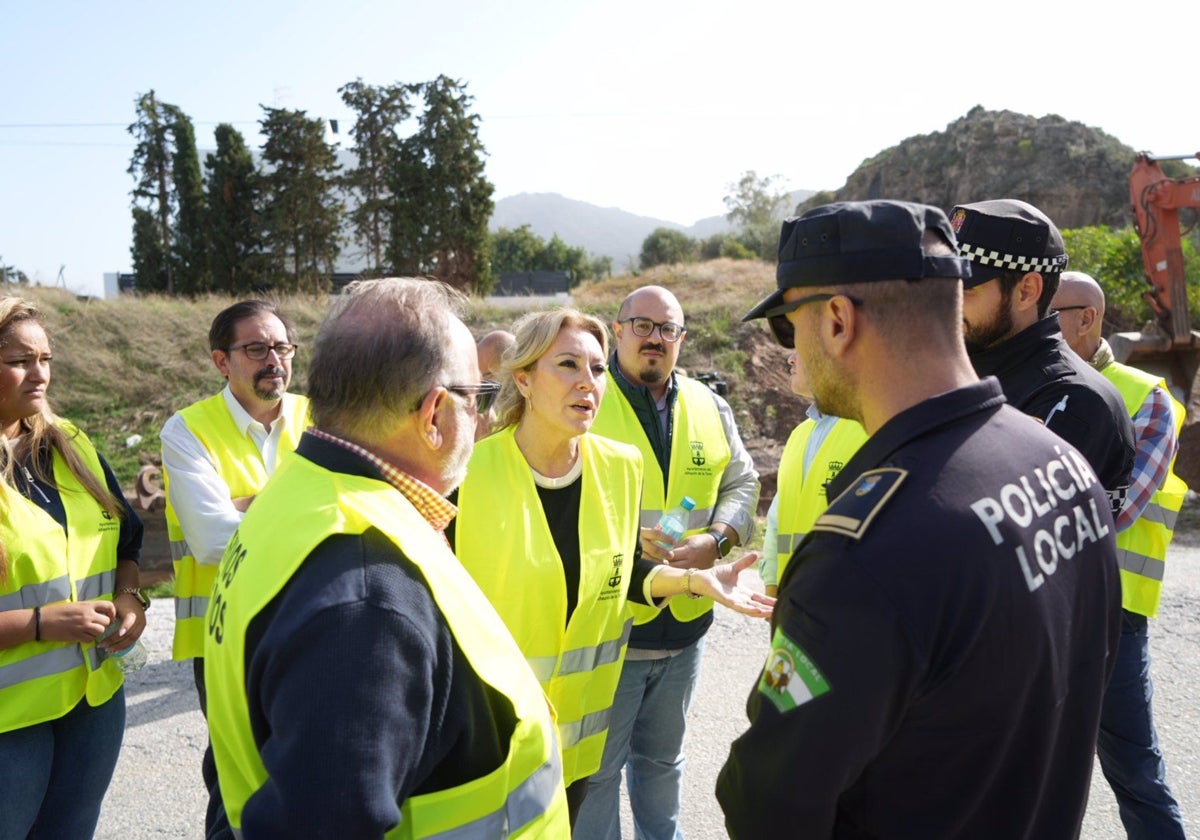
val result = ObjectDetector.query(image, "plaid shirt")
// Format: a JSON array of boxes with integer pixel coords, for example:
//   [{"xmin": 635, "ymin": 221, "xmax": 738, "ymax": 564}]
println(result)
[
  {"xmin": 307, "ymin": 427, "xmax": 457, "ymax": 533},
  {"xmin": 1114, "ymin": 384, "xmax": 1178, "ymax": 533}
]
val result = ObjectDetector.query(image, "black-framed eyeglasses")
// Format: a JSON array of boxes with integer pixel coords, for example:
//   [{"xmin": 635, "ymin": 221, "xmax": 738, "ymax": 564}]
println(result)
[
  {"xmin": 446, "ymin": 380, "xmax": 501, "ymax": 415},
  {"xmin": 619, "ymin": 317, "xmax": 686, "ymax": 343},
  {"xmin": 1054, "ymin": 305, "xmax": 1088, "ymax": 312},
  {"xmin": 763, "ymin": 294, "xmax": 863, "ymax": 349},
  {"xmin": 226, "ymin": 342, "xmax": 298, "ymax": 361}
]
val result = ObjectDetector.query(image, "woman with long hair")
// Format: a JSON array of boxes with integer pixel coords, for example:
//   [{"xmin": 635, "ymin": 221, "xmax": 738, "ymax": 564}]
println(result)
[
  {"xmin": 451, "ymin": 308, "xmax": 771, "ymax": 829},
  {"xmin": 0, "ymin": 297, "xmax": 146, "ymax": 837}
]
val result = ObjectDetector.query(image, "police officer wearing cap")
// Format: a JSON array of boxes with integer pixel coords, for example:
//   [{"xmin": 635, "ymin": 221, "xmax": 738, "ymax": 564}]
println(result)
[
  {"xmin": 717, "ymin": 200, "xmax": 1121, "ymax": 838},
  {"xmin": 951, "ymin": 198, "xmax": 1135, "ymax": 514}
]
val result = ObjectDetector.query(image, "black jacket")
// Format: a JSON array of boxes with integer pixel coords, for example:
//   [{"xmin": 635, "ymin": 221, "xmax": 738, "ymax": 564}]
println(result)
[{"xmin": 969, "ymin": 315, "xmax": 1135, "ymax": 511}]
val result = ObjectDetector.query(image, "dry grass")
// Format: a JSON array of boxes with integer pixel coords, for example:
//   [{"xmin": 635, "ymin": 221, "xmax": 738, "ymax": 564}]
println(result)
[{"xmin": 2, "ymin": 265, "xmax": 776, "ymax": 487}]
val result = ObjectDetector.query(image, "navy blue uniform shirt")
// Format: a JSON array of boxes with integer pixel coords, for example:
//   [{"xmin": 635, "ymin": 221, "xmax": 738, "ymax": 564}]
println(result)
[
  {"xmin": 717, "ymin": 379, "xmax": 1121, "ymax": 839},
  {"xmin": 970, "ymin": 314, "xmax": 1135, "ymax": 512}
]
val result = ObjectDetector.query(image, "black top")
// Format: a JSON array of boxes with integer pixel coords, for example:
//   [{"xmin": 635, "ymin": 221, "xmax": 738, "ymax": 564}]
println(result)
[
  {"xmin": 969, "ymin": 314, "xmax": 1135, "ymax": 510},
  {"xmin": 446, "ymin": 474, "xmax": 653, "ymax": 626},
  {"xmin": 717, "ymin": 379, "xmax": 1121, "ymax": 839},
  {"xmin": 216, "ymin": 435, "xmax": 515, "ymax": 838}
]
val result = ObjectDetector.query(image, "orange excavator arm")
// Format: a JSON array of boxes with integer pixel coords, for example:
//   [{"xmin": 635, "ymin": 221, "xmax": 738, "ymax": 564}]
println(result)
[{"xmin": 1129, "ymin": 152, "xmax": 1200, "ymax": 347}]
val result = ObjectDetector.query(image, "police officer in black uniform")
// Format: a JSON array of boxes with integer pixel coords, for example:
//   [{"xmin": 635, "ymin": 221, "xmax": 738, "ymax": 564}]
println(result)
[
  {"xmin": 952, "ymin": 198, "xmax": 1135, "ymax": 513},
  {"xmin": 719, "ymin": 200, "xmax": 1122, "ymax": 838}
]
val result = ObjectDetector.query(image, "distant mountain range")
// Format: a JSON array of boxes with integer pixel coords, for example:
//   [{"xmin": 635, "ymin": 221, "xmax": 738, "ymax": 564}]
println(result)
[{"xmin": 490, "ymin": 191, "xmax": 814, "ymax": 271}]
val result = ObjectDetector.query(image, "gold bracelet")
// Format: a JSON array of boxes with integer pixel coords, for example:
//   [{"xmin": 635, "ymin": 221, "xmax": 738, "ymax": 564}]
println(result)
[{"xmin": 684, "ymin": 568, "xmax": 702, "ymax": 600}]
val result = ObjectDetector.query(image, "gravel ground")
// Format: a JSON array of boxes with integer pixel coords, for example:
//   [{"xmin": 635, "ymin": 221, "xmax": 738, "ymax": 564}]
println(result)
[{"xmin": 98, "ymin": 546, "xmax": 1200, "ymax": 838}]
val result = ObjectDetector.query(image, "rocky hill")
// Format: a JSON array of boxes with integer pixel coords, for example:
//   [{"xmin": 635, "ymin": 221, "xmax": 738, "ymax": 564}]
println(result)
[{"xmin": 801, "ymin": 106, "xmax": 1137, "ymax": 228}]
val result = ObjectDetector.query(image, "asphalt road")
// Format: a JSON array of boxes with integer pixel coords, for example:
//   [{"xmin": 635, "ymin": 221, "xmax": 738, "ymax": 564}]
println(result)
[{"xmin": 98, "ymin": 541, "xmax": 1200, "ymax": 839}]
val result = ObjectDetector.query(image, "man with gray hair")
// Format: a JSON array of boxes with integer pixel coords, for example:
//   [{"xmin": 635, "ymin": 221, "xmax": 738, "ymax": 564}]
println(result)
[{"xmin": 203, "ymin": 278, "xmax": 569, "ymax": 837}]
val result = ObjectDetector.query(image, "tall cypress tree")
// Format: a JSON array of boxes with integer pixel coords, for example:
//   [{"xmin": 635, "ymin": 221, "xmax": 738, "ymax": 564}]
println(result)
[
  {"xmin": 168, "ymin": 106, "xmax": 210, "ymax": 295},
  {"xmin": 259, "ymin": 106, "xmax": 343, "ymax": 292},
  {"xmin": 206, "ymin": 124, "xmax": 262, "ymax": 294},
  {"xmin": 127, "ymin": 90, "xmax": 175, "ymax": 293},
  {"xmin": 388, "ymin": 76, "xmax": 494, "ymax": 293},
  {"xmin": 339, "ymin": 79, "xmax": 414, "ymax": 276}
]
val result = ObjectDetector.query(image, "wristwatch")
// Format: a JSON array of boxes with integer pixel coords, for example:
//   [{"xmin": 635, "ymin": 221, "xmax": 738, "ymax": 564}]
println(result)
[
  {"xmin": 116, "ymin": 587, "xmax": 151, "ymax": 610},
  {"xmin": 708, "ymin": 529, "xmax": 732, "ymax": 559}
]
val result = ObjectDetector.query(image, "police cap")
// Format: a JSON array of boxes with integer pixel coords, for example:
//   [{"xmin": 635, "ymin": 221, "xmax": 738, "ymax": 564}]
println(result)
[
  {"xmin": 949, "ymin": 198, "xmax": 1069, "ymax": 289},
  {"xmin": 742, "ymin": 199, "xmax": 972, "ymax": 328}
]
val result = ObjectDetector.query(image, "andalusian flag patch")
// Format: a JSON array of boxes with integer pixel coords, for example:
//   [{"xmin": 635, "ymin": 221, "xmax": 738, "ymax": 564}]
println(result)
[{"xmin": 757, "ymin": 627, "xmax": 831, "ymax": 712}]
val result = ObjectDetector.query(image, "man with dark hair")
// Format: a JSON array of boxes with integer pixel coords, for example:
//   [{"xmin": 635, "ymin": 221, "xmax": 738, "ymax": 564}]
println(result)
[
  {"xmin": 1053, "ymin": 271, "xmax": 1188, "ymax": 839},
  {"xmin": 951, "ymin": 198, "xmax": 1135, "ymax": 511},
  {"xmin": 203, "ymin": 278, "xmax": 569, "ymax": 837},
  {"xmin": 160, "ymin": 299, "xmax": 310, "ymax": 833},
  {"xmin": 719, "ymin": 200, "xmax": 1121, "ymax": 837}
]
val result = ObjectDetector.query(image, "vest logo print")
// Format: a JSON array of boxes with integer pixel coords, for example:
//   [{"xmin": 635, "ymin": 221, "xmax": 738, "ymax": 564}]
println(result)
[
  {"xmin": 758, "ymin": 627, "xmax": 831, "ymax": 713},
  {"xmin": 599, "ymin": 553, "xmax": 624, "ymax": 601},
  {"xmin": 690, "ymin": 440, "xmax": 706, "ymax": 466}
]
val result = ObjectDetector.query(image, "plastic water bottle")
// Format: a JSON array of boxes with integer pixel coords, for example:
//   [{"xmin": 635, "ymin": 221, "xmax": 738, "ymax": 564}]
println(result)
[
  {"xmin": 653, "ymin": 496, "xmax": 696, "ymax": 551},
  {"xmin": 97, "ymin": 623, "xmax": 150, "ymax": 673}
]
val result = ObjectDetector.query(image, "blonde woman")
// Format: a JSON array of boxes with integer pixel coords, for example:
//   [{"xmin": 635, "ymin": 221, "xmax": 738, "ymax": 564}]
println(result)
[
  {"xmin": 0, "ymin": 298, "xmax": 146, "ymax": 838},
  {"xmin": 451, "ymin": 308, "xmax": 771, "ymax": 827}
]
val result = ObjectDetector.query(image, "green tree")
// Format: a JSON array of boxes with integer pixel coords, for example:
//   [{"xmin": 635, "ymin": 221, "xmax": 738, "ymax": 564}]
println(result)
[
  {"xmin": 130, "ymin": 206, "xmax": 169, "ymax": 292},
  {"xmin": 127, "ymin": 90, "xmax": 176, "ymax": 293},
  {"xmin": 168, "ymin": 106, "xmax": 210, "ymax": 295},
  {"xmin": 259, "ymin": 106, "xmax": 343, "ymax": 292},
  {"xmin": 389, "ymin": 76, "xmax": 494, "ymax": 293},
  {"xmin": 724, "ymin": 170, "xmax": 790, "ymax": 260},
  {"xmin": 339, "ymin": 78, "xmax": 415, "ymax": 275},
  {"xmin": 639, "ymin": 227, "xmax": 696, "ymax": 269},
  {"xmin": 1063, "ymin": 225, "xmax": 1200, "ymax": 330},
  {"xmin": 491, "ymin": 225, "xmax": 545, "ymax": 274},
  {"xmin": 206, "ymin": 124, "xmax": 263, "ymax": 294},
  {"xmin": 0, "ymin": 257, "xmax": 29, "ymax": 285}
]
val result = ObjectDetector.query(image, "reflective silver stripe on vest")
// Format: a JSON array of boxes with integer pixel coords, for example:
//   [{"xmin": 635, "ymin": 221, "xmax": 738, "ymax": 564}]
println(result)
[
  {"xmin": 638, "ymin": 506, "xmax": 716, "ymax": 532},
  {"xmin": 1116, "ymin": 548, "xmax": 1167, "ymax": 582},
  {"xmin": 1138, "ymin": 500, "xmax": 1179, "ymax": 531},
  {"xmin": 0, "ymin": 575, "xmax": 72, "ymax": 612},
  {"xmin": 176, "ymin": 595, "xmax": 210, "ymax": 621},
  {"xmin": 170, "ymin": 539, "xmax": 191, "ymax": 562},
  {"xmin": 0, "ymin": 644, "xmax": 87, "ymax": 689},
  {"xmin": 556, "ymin": 705, "xmax": 612, "ymax": 750},
  {"xmin": 527, "ymin": 619, "xmax": 632, "ymax": 683},
  {"xmin": 556, "ymin": 619, "xmax": 632, "ymax": 678},
  {"xmin": 230, "ymin": 742, "xmax": 564, "ymax": 840},
  {"xmin": 76, "ymin": 568, "xmax": 117, "ymax": 601}
]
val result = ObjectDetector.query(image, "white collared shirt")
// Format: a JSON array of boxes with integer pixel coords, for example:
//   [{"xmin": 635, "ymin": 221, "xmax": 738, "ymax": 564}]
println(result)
[{"xmin": 159, "ymin": 385, "xmax": 295, "ymax": 566}]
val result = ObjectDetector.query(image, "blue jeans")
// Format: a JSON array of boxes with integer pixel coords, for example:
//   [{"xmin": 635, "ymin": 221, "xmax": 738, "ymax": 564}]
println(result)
[
  {"xmin": 575, "ymin": 637, "xmax": 705, "ymax": 840},
  {"xmin": 1096, "ymin": 610, "xmax": 1185, "ymax": 840},
  {"xmin": 0, "ymin": 686, "xmax": 126, "ymax": 839}
]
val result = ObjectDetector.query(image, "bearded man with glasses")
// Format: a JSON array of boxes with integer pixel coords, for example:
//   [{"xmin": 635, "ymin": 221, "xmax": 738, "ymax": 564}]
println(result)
[
  {"xmin": 159, "ymin": 299, "xmax": 311, "ymax": 835},
  {"xmin": 579, "ymin": 285, "xmax": 760, "ymax": 840}
]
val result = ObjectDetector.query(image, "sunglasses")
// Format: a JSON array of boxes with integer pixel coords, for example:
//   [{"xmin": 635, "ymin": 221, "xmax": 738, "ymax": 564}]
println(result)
[
  {"xmin": 445, "ymin": 380, "xmax": 501, "ymax": 415},
  {"xmin": 764, "ymin": 294, "xmax": 863, "ymax": 348}
]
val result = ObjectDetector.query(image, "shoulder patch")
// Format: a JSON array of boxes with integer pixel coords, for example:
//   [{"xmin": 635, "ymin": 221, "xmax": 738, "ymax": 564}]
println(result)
[
  {"xmin": 758, "ymin": 626, "xmax": 831, "ymax": 712},
  {"xmin": 812, "ymin": 467, "xmax": 907, "ymax": 540}
]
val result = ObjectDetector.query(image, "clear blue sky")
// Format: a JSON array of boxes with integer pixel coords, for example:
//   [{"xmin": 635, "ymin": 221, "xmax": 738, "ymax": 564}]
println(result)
[{"xmin": 2, "ymin": 0, "xmax": 1194, "ymax": 297}]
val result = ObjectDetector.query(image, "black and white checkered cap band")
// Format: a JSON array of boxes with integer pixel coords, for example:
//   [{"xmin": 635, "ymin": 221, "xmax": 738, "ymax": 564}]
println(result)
[{"xmin": 958, "ymin": 243, "xmax": 1069, "ymax": 273}]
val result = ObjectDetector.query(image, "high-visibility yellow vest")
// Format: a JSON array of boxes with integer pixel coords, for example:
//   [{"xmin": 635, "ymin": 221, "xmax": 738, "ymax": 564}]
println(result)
[
  {"xmin": 775, "ymin": 416, "xmax": 868, "ymax": 585},
  {"xmin": 456, "ymin": 427, "xmax": 642, "ymax": 786},
  {"xmin": 203, "ymin": 451, "xmax": 569, "ymax": 838},
  {"xmin": 592, "ymin": 374, "xmax": 729, "ymax": 624},
  {"xmin": 1102, "ymin": 362, "xmax": 1188, "ymax": 618},
  {"xmin": 164, "ymin": 392, "xmax": 309, "ymax": 659},
  {"xmin": 0, "ymin": 424, "xmax": 123, "ymax": 733}
]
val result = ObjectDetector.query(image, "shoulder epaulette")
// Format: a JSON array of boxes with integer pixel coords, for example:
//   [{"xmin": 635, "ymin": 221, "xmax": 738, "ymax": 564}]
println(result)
[{"xmin": 811, "ymin": 467, "xmax": 907, "ymax": 540}]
